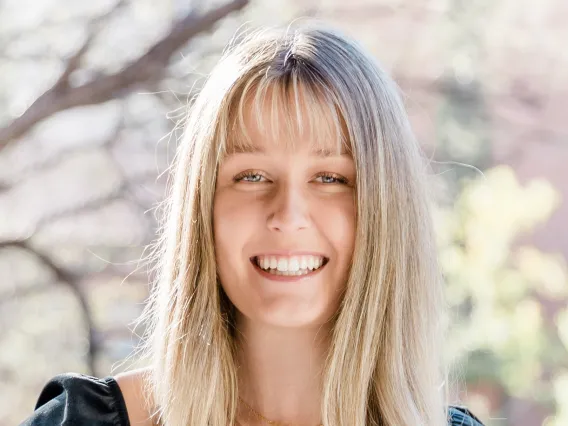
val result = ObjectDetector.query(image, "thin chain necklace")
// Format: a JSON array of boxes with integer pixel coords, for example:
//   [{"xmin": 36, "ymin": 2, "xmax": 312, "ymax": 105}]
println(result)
[{"xmin": 238, "ymin": 396, "xmax": 323, "ymax": 426}]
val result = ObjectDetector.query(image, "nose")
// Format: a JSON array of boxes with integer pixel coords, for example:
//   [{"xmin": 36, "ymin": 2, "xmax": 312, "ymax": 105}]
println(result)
[{"xmin": 266, "ymin": 181, "xmax": 311, "ymax": 233}]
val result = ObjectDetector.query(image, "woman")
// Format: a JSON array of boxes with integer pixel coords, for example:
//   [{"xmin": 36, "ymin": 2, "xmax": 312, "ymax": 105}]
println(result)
[{"xmin": 22, "ymin": 23, "xmax": 484, "ymax": 426}]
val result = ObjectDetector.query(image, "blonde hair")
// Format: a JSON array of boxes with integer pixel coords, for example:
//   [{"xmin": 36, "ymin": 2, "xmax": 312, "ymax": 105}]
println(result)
[{"xmin": 136, "ymin": 22, "xmax": 450, "ymax": 426}]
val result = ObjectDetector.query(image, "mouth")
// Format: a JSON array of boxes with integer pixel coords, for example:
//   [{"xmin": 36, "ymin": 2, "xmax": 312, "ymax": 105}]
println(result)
[{"xmin": 250, "ymin": 254, "xmax": 329, "ymax": 280}]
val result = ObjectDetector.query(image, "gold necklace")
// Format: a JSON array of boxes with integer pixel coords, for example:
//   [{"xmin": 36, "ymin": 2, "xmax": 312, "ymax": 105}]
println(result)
[{"xmin": 238, "ymin": 396, "xmax": 323, "ymax": 426}]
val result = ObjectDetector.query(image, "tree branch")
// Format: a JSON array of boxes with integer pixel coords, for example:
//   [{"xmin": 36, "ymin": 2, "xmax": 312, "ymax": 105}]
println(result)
[
  {"xmin": 0, "ymin": 240, "xmax": 98, "ymax": 375},
  {"xmin": 0, "ymin": 0, "xmax": 248, "ymax": 149},
  {"xmin": 56, "ymin": 0, "xmax": 130, "ymax": 91}
]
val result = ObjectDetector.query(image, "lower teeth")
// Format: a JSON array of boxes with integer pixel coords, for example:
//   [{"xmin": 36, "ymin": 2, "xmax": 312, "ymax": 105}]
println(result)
[
  {"xmin": 264, "ymin": 268, "xmax": 313, "ymax": 276},
  {"xmin": 256, "ymin": 264, "xmax": 321, "ymax": 276}
]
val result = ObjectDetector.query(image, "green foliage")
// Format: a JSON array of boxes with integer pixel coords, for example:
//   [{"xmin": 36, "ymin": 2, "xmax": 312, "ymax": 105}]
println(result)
[{"xmin": 435, "ymin": 165, "xmax": 568, "ymax": 417}]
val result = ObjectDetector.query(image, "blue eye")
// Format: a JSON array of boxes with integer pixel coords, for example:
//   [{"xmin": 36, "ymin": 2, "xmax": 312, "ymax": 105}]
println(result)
[
  {"xmin": 315, "ymin": 173, "xmax": 349, "ymax": 185},
  {"xmin": 234, "ymin": 171, "xmax": 267, "ymax": 183}
]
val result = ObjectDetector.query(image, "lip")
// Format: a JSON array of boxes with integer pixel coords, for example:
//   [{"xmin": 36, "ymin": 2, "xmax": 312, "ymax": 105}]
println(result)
[{"xmin": 250, "ymin": 256, "xmax": 328, "ymax": 282}]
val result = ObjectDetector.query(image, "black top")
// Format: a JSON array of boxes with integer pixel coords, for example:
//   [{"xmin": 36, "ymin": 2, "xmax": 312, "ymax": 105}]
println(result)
[{"xmin": 20, "ymin": 373, "xmax": 485, "ymax": 425}]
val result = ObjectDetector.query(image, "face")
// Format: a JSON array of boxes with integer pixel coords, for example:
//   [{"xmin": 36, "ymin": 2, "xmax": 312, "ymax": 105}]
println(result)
[{"xmin": 213, "ymin": 105, "xmax": 356, "ymax": 329}]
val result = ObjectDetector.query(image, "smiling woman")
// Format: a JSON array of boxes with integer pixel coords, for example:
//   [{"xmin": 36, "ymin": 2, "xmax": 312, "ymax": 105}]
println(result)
[{"xmin": 21, "ymin": 22, "xmax": 484, "ymax": 426}]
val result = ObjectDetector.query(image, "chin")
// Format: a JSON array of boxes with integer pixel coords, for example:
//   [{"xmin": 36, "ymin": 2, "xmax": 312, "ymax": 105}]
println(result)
[{"xmin": 248, "ymin": 302, "xmax": 336, "ymax": 329}]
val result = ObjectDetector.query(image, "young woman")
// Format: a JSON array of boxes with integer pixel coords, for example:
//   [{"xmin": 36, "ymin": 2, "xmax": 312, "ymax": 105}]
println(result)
[{"xmin": 22, "ymin": 23, "xmax": 485, "ymax": 426}]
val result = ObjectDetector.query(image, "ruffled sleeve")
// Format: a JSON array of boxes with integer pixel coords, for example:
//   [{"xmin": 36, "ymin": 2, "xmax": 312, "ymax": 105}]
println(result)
[
  {"xmin": 448, "ymin": 405, "xmax": 485, "ymax": 425},
  {"xmin": 20, "ymin": 373, "xmax": 129, "ymax": 426},
  {"xmin": 20, "ymin": 374, "xmax": 483, "ymax": 426}
]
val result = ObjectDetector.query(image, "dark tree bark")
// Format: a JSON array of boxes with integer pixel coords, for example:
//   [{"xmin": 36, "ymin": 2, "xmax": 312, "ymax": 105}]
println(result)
[{"xmin": 0, "ymin": 0, "xmax": 248, "ymax": 150}]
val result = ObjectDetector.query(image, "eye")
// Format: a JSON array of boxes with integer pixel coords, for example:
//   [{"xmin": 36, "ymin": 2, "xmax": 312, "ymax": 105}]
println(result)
[
  {"xmin": 233, "ymin": 170, "xmax": 269, "ymax": 183},
  {"xmin": 314, "ymin": 172, "xmax": 350, "ymax": 185}
]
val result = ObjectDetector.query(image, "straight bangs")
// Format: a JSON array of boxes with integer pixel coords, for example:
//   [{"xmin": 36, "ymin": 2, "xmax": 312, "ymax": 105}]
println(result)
[{"xmin": 215, "ymin": 63, "xmax": 352, "ymax": 162}]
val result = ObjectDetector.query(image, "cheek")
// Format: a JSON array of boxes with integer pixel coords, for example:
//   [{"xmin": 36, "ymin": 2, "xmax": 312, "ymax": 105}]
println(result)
[
  {"xmin": 315, "ymin": 197, "xmax": 356, "ymax": 256},
  {"xmin": 213, "ymin": 190, "xmax": 258, "ymax": 271}
]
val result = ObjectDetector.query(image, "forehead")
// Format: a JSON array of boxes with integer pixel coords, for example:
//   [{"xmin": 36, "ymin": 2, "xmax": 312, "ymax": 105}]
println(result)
[
  {"xmin": 228, "ymin": 137, "xmax": 350, "ymax": 158},
  {"xmin": 222, "ymin": 78, "xmax": 351, "ymax": 158}
]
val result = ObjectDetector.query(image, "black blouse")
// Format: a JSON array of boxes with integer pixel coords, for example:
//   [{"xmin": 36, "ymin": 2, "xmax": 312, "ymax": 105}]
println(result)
[{"xmin": 20, "ymin": 373, "xmax": 485, "ymax": 425}]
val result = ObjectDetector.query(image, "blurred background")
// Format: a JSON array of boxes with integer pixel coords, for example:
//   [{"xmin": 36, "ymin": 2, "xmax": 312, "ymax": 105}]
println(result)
[{"xmin": 1, "ymin": 0, "xmax": 567, "ymax": 425}]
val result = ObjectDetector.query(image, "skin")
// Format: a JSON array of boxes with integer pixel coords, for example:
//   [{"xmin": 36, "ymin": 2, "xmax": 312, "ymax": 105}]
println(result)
[
  {"xmin": 213, "ymin": 105, "xmax": 356, "ymax": 425},
  {"xmin": 115, "ymin": 103, "xmax": 357, "ymax": 426},
  {"xmin": 115, "ymin": 368, "xmax": 154, "ymax": 426}
]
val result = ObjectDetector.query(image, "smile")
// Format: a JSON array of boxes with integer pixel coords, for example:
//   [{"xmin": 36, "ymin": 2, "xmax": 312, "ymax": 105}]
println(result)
[{"xmin": 250, "ymin": 254, "xmax": 329, "ymax": 281}]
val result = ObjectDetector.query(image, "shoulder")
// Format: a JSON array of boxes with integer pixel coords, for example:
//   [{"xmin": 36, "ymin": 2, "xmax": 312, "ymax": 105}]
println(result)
[
  {"xmin": 21, "ymin": 372, "xmax": 130, "ymax": 426},
  {"xmin": 114, "ymin": 367, "xmax": 155, "ymax": 426},
  {"xmin": 448, "ymin": 405, "xmax": 485, "ymax": 426}
]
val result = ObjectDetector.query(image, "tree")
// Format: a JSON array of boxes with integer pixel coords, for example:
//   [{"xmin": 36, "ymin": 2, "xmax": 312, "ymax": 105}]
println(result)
[
  {"xmin": 0, "ymin": 2, "xmax": 250, "ymax": 424},
  {"xmin": 436, "ymin": 165, "xmax": 568, "ymax": 424}
]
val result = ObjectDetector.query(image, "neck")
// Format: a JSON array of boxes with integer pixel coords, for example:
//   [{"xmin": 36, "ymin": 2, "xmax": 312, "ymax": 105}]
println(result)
[{"xmin": 235, "ymin": 314, "xmax": 331, "ymax": 425}]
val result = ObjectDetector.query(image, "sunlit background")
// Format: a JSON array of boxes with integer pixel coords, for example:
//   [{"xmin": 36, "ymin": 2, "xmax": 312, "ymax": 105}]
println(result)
[{"xmin": 1, "ymin": 0, "xmax": 567, "ymax": 425}]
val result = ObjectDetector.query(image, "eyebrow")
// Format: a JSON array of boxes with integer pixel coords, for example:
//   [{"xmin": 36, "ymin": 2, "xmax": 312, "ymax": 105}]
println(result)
[{"xmin": 228, "ymin": 144, "xmax": 351, "ymax": 157}]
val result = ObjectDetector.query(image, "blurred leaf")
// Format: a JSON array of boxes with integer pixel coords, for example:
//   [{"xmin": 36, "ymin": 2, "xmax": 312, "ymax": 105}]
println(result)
[
  {"xmin": 557, "ymin": 308, "xmax": 568, "ymax": 353},
  {"xmin": 516, "ymin": 247, "xmax": 568, "ymax": 300}
]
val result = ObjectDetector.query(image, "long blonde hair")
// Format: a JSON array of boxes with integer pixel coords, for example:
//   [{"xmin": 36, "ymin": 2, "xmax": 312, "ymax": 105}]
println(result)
[{"xmin": 136, "ymin": 22, "xmax": 450, "ymax": 426}]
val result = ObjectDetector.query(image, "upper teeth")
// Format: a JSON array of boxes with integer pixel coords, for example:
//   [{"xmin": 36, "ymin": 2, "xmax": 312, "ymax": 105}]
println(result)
[{"xmin": 255, "ymin": 255, "xmax": 325, "ymax": 272}]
